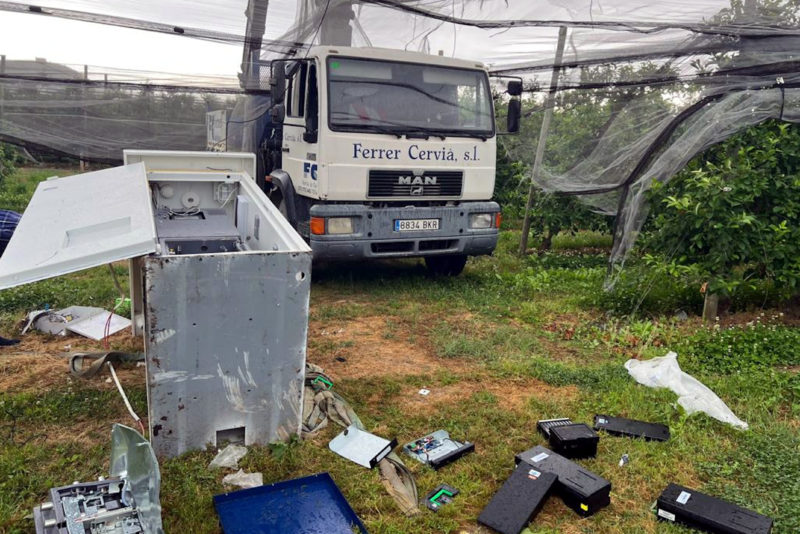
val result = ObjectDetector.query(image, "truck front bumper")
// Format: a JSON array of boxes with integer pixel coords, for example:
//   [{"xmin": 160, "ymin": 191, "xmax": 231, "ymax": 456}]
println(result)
[{"xmin": 308, "ymin": 202, "xmax": 500, "ymax": 260}]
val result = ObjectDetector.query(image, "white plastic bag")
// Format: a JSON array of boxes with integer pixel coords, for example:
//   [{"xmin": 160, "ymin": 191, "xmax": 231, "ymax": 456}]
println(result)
[
  {"xmin": 222, "ymin": 469, "xmax": 263, "ymax": 489},
  {"xmin": 624, "ymin": 351, "xmax": 748, "ymax": 430},
  {"xmin": 208, "ymin": 444, "xmax": 248, "ymax": 469}
]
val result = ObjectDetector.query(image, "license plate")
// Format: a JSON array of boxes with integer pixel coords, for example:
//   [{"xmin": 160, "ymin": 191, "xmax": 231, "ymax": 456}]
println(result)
[{"xmin": 394, "ymin": 219, "xmax": 439, "ymax": 232}]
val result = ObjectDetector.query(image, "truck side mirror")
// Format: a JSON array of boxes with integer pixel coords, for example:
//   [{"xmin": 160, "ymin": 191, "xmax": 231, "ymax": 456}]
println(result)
[
  {"xmin": 271, "ymin": 103, "xmax": 285, "ymax": 124},
  {"xmin": 507, "ymin": 80, "xmax": 523, "ymax": 97},
  {"xmin": 507, "ymin": 99, "xmax": 521, "ymax": 133},
  {"xmin": 271, "ymin": 64, "xmax": 286, "ymax": 104}
]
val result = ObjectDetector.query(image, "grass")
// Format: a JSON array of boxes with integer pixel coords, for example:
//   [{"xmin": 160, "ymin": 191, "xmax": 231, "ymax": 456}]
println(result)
[{"xmin": 0, "ymin": 166, "xmax": 798, "ymax": 533}]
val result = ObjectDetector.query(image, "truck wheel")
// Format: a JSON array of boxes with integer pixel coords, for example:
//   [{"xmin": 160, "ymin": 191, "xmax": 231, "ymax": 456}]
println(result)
[{"xmin": 425, "ymin": 255, "xmax": 468, "ymax": 276}]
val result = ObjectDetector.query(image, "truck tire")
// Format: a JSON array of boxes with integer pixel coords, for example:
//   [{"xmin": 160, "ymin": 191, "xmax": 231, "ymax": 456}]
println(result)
[{"xmin": 425, "ymin": 255, "xmax": 468, "ymax": 276}]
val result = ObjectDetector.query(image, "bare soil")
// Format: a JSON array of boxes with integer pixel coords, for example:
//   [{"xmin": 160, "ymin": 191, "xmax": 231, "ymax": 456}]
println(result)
[
  {"xmin": 307, "ymin": 315, "xmax": 472, "ymax": 380},
  {"xmin": 0, "ymin": 331, "xmax": 144, "ymax": 394}
]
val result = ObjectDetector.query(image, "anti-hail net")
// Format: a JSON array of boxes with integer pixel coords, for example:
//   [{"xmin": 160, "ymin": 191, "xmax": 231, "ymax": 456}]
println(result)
[{"xmin": 1, "ymin": 0, "xmax": 799, "ymax": 268}]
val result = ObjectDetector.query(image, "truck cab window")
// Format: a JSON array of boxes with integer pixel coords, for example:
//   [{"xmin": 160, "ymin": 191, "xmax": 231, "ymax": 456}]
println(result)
[{"xmin": 287, "ymin": 63, "xmax": 308, "ymax": 118}]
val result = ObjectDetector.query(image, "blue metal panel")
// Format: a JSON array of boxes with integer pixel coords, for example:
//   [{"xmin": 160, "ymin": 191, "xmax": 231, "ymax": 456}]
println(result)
[{"xmin": 214, "ymin": 472, "xmax": 368, "ymax": 534}]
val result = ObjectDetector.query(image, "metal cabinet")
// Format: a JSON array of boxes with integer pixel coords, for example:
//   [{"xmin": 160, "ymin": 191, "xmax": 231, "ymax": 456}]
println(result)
[{"xmin": 0, "ymin": 151, "xmax": 311, "ymax": 458}]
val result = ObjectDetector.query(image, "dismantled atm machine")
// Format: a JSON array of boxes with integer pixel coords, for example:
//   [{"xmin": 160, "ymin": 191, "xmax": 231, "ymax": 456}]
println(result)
[
  {"xmin": 34, "ymin": 424, "xmax": 163, "ymax": 534},
  {"xmin": 0, "ymin": 151, "xmax": 312, "ymax": 458}
]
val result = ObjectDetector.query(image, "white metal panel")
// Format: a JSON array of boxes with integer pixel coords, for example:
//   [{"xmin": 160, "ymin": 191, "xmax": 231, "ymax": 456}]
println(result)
[
  {"xmin": 0, "ymin": 163, "xmax": 156, "ymax": 290},
  {"xmin": 123, "ymin": 150, "xmax": 257, "ymax": 181}
]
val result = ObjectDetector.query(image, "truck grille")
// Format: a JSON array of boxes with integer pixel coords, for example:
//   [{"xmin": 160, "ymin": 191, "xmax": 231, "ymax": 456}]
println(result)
[{"xmin": 368, "ymin": 170, "xmax": 463, "ymax": 198}]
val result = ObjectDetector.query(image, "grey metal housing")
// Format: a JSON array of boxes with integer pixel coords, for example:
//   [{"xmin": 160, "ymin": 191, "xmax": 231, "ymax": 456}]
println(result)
[{"xmin": 123, "ymin": 151, "xmax": 312, "ymax": 459}]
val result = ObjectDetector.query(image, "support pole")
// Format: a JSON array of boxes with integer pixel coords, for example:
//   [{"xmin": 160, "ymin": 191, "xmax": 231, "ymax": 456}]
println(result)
[
  {"xmin": 80, "ymin": 64, "xmax": 88, "ymax": 171},
  {"xmin": 0, "ymin": 55, "xmax": 5, "ymax": 129},
  {"xmin": 519, "ymin": 26, "xmax": 567, "ymax": 255}
]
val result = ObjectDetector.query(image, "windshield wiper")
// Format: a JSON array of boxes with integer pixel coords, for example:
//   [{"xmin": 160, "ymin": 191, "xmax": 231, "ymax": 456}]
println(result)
[
  {"xmin": 358, "ymin": 124, "xmax": 403, "ymax": 138},
  {"xmin": 401, "ymin": 129, "xmax": 447, "ymax": 141}
]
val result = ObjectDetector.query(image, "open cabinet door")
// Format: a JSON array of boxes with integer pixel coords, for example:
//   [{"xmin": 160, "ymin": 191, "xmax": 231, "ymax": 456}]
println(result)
[{"xmin": 0, "ymin": 163, "xmax": 157, "ymax": 290}]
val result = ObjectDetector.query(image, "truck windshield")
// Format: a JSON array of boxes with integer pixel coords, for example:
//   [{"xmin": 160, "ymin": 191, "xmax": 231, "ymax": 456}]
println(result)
[{"xmin": 327, "ymin": 57, "xmax": 494, "ymax": 138}]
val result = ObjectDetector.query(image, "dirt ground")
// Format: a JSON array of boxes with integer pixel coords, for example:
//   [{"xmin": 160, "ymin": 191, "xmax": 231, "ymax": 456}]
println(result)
[{"xmin": 0, "ymin": 331, "xmax": 145, "ymax": 394}]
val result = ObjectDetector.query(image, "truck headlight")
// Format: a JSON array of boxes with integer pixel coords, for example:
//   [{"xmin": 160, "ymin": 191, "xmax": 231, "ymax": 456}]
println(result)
[
  {"xmin": 327, "ymin": 217, "xmax": 354, "ymax": 234},
  {"xmin": 468, "ymin": 213, "xmax": 493, "ymax": 229}
]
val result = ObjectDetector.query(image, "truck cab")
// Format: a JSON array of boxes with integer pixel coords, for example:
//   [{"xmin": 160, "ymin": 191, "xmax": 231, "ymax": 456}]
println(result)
[{"xmin": 263, "ymin": 46, "xmax": 501, "ymax": 275}]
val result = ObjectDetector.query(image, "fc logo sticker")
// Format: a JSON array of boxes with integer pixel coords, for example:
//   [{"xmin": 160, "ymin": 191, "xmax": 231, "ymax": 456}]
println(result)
[{"xmin": 303, "ymin": 162, "xmax": 318, "ymax": 180}]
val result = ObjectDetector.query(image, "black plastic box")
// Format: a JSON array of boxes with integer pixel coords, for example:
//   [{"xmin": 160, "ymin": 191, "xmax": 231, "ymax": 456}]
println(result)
[
  {"xmin": 536, "ymin": 418, "xmax": 573, "ymax": 438},
  {"xmin": 549, "ymin": 423, "xmax": 599, "ymax": 458},
  {"xmin": 656, "ymin": 483, "xmax": 773, "ymax": 534},
  {"xmin": 594, "ymin": 414, "xmax": 670, "ymax": 442},
  {"xmin": 478, "ymin": 463, "xmax": 558, "ymax": 534},
  {"xmin": 516, "ymin": 445, "xmax": 611, "ymax": 517}
]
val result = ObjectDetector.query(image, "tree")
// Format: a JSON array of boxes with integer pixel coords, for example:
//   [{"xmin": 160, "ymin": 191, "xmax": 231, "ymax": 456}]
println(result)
[{"xmin": 643, "ymin": 120, "xmax": 800, "ymax": 315}]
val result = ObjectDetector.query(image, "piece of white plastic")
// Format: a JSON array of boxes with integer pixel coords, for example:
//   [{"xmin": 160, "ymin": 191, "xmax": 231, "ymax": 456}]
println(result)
[
  {"xmin": 208, "ymin": 444, "xmax": 248, "ymax": 469},
  {"xmin": 221, "ymin": 469, "xmax": 263, "ymax": 489},
  {"xmin": 624, "ymin": 351, "xmax": 748, "ymax": 430}
]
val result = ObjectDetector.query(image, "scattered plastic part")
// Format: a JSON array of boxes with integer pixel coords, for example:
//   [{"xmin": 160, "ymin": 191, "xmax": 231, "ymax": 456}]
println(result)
[
  {"xmin": 222, "ymin": 470, "xmax": 263, "ymax": 489},
  {"xmin": 478, "ymin": 464, "xmax": 557, "ymax": 534},
  {"xmin": 209, "ymin": 444, "xmax": 248, "ymax": 470},
  {"xmin": 625, "ymin": 352, "xmax": 748, "ymax": 430},
  {"xmin": 0, "ymin": 335, "xmax": 20, "ymax": 345},
  {"xmin": 656, "ymin": 483, "xmax": 773, "ymax": 534},
  {"xmin": 312, "ymin": 375, "xmax": 333, "ymax": 390},
  {"xmin": 23, "ymin": 306, "xmax": 131, "ymax": 340},
  {"xmin": 516, "ymin": 445, "xmax": 611, "ymax": 517},
  {"xmin": 418, "ymin": 388, "xmax": 430, "ymax": 396},
  {"xmin": 213, "ymin": 472, "xmax": 368, "ymax": 534},
  {"xmin": 329, "ymin": 425, "xmax": 396, "ymax": 469},
  {"xmin": 302, "ymin": 363, "xmax": 419, "ymax": 515},
  {"xmin": 33, "ymin": 424, "xmax": 163, "ymax": 534},
  {"xmin": 68, "ymin": 351, "xmax": 144, "ymax": 379},
  {"xmin": 594, "ymin": 414, "xmax": 670, "ymax": 442},
  {"xmin": 402, "ymin": 430, "xmax": 475, "ymax": 470},
  {"xmin": 536, "ymin": 418, "xmax": 573, "ymax": 439},
  {"xmin": 424, "ymin": 484, "xmax": 459, "ymax": 512},
  {"xmin": 548, "ymin": 423, "xmax": 599, "ymax": 459},
  {"xmin": 107, "ymin": 362, "xmax": 145, "ymax": 435},
  {"xmin": 619, "ymin": 454, "xmax": 630, "ymax": 467}
]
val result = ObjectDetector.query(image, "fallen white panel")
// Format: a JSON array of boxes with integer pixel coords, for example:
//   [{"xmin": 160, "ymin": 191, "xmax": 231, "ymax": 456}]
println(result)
[
  {"xmin": 0, "ymin": 163, "xmax": 156, "ymax": 290},
  {"xmin": 329, "ymin": 425, "xmax": 395, "ymax": 469},
  {"xmin": 24, "ymin": 306, "xmax": 131, "ymax": 339},
  {"xmin": 65, "ymin": 311, "xmax": 131, "ymax": 340}
]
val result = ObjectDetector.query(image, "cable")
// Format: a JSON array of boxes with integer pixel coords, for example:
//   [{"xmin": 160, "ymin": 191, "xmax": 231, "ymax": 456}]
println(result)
[{"xmin": 106, "ymin": 362, "xmax": 146, "ymax": 436}]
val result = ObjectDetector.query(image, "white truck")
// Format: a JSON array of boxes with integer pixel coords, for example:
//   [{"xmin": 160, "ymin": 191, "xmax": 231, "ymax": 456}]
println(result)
[{"xmin": 259, "ymin": 45, "xmax": 520, "ymax": 275}]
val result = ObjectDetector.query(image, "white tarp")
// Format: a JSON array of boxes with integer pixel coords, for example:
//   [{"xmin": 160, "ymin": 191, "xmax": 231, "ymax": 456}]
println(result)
[{"xmin": 625, "ymin": 351, "xmax": 748, "ymax": 430}]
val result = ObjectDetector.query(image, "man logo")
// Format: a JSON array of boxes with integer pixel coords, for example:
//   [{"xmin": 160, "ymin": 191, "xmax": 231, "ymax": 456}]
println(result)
[
  {"xmin": 398, "ymin": 175, "xmax": 437, "ymax": 185},
  {"xmin": 410, "ymin": 186, "xmax": 424, "ymax": 196}
]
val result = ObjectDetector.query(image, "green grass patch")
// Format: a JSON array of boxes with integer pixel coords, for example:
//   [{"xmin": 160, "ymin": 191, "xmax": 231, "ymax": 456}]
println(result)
[{"xmin": 676, "ymin": 320, "xmax": 800, "ymax": 375}]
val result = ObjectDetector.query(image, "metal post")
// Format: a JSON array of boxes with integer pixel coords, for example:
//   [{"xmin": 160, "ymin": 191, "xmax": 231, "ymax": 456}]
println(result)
[
  {"xmin": 519, "ymin": 26, "xmax": 567, "ymax": 255},
  {"xmin": 0, "ymin": 55, "xmax": 5, "ymax": 128},
  {"xmin": 81, "ymin": 65, "xmax": 88, "ymax": 171}
]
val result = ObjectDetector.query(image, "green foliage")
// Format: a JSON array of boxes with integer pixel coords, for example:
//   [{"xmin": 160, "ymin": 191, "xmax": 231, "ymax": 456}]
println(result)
[
  {"xmin": 644, "ymin": 120, "xmax": 800, "ymax": 297},
  {"xmin": 677, "ymin": 317, "xmax": 800, "ymax": 375},
  {"xmin": 0, "ymin": 143, "xmax": 19, "ymax": 185}
]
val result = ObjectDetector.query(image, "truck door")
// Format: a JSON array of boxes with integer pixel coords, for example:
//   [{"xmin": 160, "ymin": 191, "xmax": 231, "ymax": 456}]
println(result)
[{"xmin": 282, "ymin": 60, "xmax": 321, "ymax": 200}]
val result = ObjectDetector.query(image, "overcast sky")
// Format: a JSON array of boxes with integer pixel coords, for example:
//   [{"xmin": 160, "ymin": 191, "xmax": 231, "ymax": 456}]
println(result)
[{"xmin": 0, "ymin": 12, "xmax": 242, "ymax": 79}]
